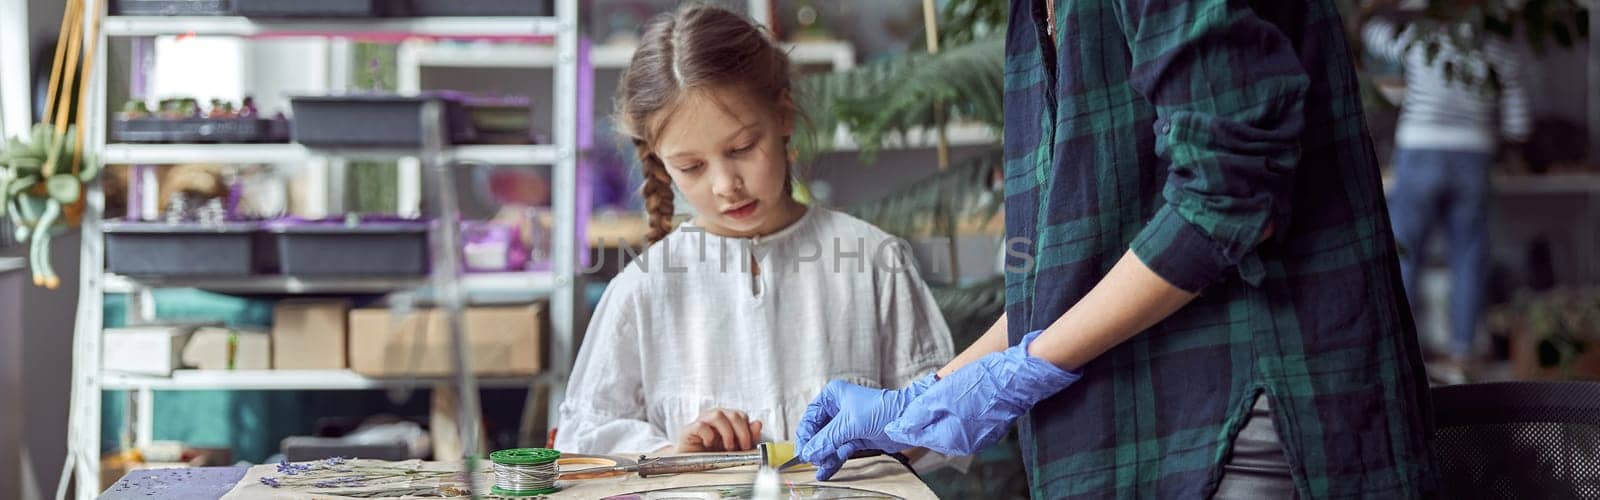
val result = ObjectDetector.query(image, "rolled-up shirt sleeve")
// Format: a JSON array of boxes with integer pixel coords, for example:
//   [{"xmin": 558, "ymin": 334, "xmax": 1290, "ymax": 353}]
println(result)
[{"xmin": 1117, "ymin": 0, "xmax": 1309, "ymax": 292}]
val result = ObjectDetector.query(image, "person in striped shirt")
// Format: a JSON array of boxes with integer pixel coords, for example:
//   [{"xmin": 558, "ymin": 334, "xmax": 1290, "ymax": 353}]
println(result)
[{"xmin": 1365, "ymin": 16, "xmax": 1531, "ymax": 381}]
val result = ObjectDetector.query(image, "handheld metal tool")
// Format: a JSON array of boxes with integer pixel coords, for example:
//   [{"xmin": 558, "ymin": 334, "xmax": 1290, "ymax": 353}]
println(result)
[
  {"xmin": 562, "ymin": 441, "xmax": 801, "ymax": 478},
  {"xmin": 634, "ymin": 452, "xmax": 763, "ymax": 477}
]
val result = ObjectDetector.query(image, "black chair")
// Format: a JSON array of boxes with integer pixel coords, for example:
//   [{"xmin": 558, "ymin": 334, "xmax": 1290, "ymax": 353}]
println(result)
[{"xmin": 1431, "ymin": 381, "xmax": 1600, "ymax": 499}]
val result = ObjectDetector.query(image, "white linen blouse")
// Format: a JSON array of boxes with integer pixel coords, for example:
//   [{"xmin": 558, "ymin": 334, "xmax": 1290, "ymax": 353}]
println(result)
[{"xmin": 554, "ymin": 206, "xmax": 954, "ymax": 455}]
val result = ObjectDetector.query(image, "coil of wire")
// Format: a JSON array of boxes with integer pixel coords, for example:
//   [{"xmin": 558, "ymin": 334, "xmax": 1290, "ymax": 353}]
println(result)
[{"xmin": 489, "ymin": 448, "xmax": 562, "ymax": 496}]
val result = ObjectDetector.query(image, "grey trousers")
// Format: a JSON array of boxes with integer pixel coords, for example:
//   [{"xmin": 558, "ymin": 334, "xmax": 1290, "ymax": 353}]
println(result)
[{"xmin": 1212, "ymin": 397, "xmax": 1298, "ymax": 499}]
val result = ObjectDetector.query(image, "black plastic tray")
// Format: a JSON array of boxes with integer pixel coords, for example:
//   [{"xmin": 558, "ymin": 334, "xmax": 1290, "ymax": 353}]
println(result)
[
  {"xmin": 281, "ymin": 437, "xmax": 410, "ymax": 461},
  {"xmin": 112, "ymin": 0, "xmax": 233, "ymax": 15},
  {"xmin": 234, "ymin": 0, "xmax": 380, "ymax": 17},
  {"xmin": 104, "ymin": 221, "xmax": 261, "ymax": 276},
  {"xmin": 263, "ymin": 221, "xmax": 430, "ymax": 276},
  {"xmin": 111, "ymin": 117, "xmax": 291, "ymax": 144},
  {"xmin": 290, "ymin": 95, "xmax": 475, "ymax": 148},
  {"xmin": 404, "ymin": 0, "xmax": 551, "ymax": 16}
]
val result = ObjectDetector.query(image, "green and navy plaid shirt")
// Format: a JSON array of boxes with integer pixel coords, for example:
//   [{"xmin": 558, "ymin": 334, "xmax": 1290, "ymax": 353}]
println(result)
[{"xmin": 1004, "ymin": 1, "xmax": 1437, "ymax": 498}]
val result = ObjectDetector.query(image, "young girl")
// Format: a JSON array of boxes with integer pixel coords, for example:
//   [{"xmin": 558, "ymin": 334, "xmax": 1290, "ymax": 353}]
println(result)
[{"xmin": 555, "ymin": 5, "xmax": 954, "ymax": 458}]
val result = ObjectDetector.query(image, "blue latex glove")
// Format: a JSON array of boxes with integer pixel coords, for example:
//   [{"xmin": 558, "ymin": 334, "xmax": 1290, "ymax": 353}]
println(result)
[
  {"xmin": 885, "ymin": 330, "xmax": 1080, "ymax": 456},
  {"xmin": 796, "ymin": 374, "xmax": 937, "ymax": 481}
]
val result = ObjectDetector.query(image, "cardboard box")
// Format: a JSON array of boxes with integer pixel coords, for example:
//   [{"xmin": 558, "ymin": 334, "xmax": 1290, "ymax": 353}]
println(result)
[
  {"xmin": 104, "ymin": 325, "xmax": 197, "ymax": 376},
  {"xmin": 272, "ymin": 299, "xmax": 349, "ymax": 369},
  {"xmin": 348, "ymin": 304, "xmax": 543, "ymax": 377},
  {"xmin": 182, "ymin": 327, "xmax": 271, "ymax": 371}
]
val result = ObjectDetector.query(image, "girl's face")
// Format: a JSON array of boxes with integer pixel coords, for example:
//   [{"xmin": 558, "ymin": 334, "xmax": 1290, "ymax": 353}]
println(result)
[{"xmin": 651, "ymin": 87, "xmax": 803, "ymax": 239}]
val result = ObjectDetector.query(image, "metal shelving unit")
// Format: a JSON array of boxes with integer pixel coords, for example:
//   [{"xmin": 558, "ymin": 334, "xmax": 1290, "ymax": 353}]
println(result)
[
  {"xmin": 1494, "ymin": 173, "xmax": 1600, "ymax": 195},
  {"xmin": 400, "ymin": 39, "xmax": 856, "ymax": 71},
  {"xmin": 102, "ymin": 143, "xmax": 563, "ymax": 165},
  {"xmin": 102, "ymin": 271, "xmax": 558, "ymax": 296},
  {"xmin": 101, "ymin": 370, "xmax": 543, "ymax": 391},
  {"xmin": 64, "ymin": 2, "xmax": 582, "ymax": 498},
  {"xmin": 103, "ymin": 16, "xmax": 565, "ymax": 37},
  {"xmin": 826, "ymin": 123, "xmax": 998, "ymax": 151}
]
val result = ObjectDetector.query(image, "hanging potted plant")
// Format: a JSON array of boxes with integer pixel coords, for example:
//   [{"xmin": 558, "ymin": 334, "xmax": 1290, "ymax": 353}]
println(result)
[
  {"xmin": 1491, "ymin": 288, "xmax": 1600, "ymax": 380},
  {"xmin": 1, "ymin": 125, "xmax": 97, "ymax": 289},
  {"xmin": 0, "ymin": 0, "xmax": 103, "ymax": 289}
]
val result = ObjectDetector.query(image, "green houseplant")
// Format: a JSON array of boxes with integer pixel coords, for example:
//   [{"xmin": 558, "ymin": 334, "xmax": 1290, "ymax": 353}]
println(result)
[
  {"xmin": 4, "ymin": 0, "xmax": 106, "ymax": 289},
  {"xmin": 1345, "ymin": 0, "xmax": 1591, "ymax": 87},
  {"xmin": 789, "ymin": 2, "xmax": 1016, "ymax": 497},
  {"xmin": 792, "ymin": 1, "xmax": 1008, "ymax": 346},
  {"xmin": 1491, "ymin": 288, "xmax": 1600, "ymax": 380},
  {"xmin": 1, "ymin": 124, "xmax": 97, "ymax": 289}
]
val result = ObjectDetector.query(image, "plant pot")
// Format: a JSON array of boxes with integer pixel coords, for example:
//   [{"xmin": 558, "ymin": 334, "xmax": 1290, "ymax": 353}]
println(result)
[
  {"xmin": 111, "ymin": 116, "xmax": 291, "ymax": 143},
  {"xmin": 289, "ymin": 94, "xmax": 475, "ymax": 148},
  {"xmin": 403, "ymin": 0, "xmax": 551, "ymax": 16},
  {"xmin": 1508, "ymin": 327, "xmax": 1600, "ymax": 381},
  {"xmin": 104, "ymin": 221, "xmax": 262, "ymax": 276},
  {"xmin": 234, "ymin": 0, "xmax": 385, "ymax": 17},
  {"xmin": 112, "ymin": 0, "xmax": 232, "ymax": 15},
  {"xmin": 262, "ymin": 218, "xmax": 430, "ymax": 276}
]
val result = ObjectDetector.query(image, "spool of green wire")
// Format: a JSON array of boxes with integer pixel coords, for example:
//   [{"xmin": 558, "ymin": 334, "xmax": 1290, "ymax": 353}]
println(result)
[{"xmin": 489, "ymin": 448, "xmax": 562, "ymax": 496}]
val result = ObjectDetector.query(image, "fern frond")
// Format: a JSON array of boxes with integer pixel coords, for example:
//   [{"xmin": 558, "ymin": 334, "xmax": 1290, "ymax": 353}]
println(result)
[
  {"xmin": 795, "ymin": 37, "xmax": 1004, "ymax": 162},
  {"xmin": 846, "ymin": 146, "xmax": 1002, "ymax": 238}
]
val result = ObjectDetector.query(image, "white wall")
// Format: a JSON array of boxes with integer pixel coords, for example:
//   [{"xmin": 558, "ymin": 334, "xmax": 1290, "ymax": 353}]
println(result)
[
  {"xmin": 2, "ymin": 260, "xmax": 26, "ymax": 500},
  {"xmin": 146, "ymin": 37, "xmax": 331, "ymax": 113},
  {"xmin": 0, "ymin": 236, "xmax": 77, "ymax": 500},
  {"xmin": 1, "ymin": 0, "xmax": 32, "ymax": 138},
  {"xmin": 1520, "ymin": 40, "xmax": 1590, "ymax": 131},
  {"xmin": 13, "ymin": 1, "xmax": 82, "ymax": 498}
]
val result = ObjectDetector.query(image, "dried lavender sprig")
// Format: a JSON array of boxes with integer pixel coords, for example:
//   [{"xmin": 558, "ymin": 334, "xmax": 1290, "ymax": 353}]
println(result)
[{"xmin": 276, "ymin": 459, "xmax": 312, "ymax": 475}]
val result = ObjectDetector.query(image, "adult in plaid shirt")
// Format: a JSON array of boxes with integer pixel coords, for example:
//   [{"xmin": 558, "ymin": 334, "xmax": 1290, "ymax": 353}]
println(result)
[{"xmin": 797, "ymin": 1, "xmax": 1437, "ymax": 498}]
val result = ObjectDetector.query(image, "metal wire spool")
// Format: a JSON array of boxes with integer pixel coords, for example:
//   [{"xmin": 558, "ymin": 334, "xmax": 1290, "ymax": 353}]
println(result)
[{"xmin": 489, "ymin": 448, "xmax": 561, "ymax": 496}]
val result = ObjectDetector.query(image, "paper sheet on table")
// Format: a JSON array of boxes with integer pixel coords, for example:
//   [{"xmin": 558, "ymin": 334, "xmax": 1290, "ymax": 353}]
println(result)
[{"xmin": 220, "ymin": 456, "xmax": 936, "ymax": 499}]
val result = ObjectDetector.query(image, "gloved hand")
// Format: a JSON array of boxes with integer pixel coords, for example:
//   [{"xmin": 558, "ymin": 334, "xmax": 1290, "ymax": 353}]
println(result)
[
  {"xmin": 885, "ymin": 330, "xmax": 1080, "ymax": 456},
  {"xmin": 796, "ymin": 374, "xmax": 937, "ymax": 481}
]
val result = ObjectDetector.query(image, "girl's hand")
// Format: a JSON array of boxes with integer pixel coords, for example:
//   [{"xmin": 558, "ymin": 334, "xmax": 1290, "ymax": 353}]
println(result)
[{"xmin": 674, "ymin": 409, "xmax": 764, "ymax": 453}]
